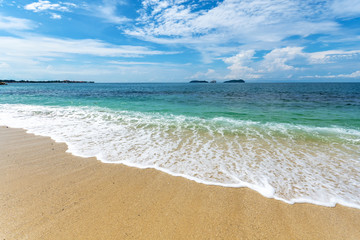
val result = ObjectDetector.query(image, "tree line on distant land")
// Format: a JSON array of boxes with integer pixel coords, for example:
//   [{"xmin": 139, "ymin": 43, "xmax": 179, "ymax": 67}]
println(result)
[{"xmin": 0, "ymin": 80, "xmax": 94, "ymax": 83}]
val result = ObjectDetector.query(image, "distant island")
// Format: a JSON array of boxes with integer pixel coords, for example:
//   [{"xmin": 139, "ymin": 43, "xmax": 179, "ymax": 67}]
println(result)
[
  {"xmin": 189, "ymin": 80, "xmax": 208, "ymax": 83},
  {"xmin": 224, "ymin": 79, "xmax": 245, "ymax": 83},
  {"xmin": 189, "ymin": 79, "xmax": 245, "ymax": 83},
  {"xmin": 0, "ymin": 80, "xmax": 94, "ymax": 84}
]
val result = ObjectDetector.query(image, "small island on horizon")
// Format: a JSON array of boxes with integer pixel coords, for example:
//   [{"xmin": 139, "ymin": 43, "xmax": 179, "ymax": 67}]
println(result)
[
  {"xmin": 189, "ymin": 79, "xmax": 245, "ymax": 83},
  {"xmin": 189, "ymin": 80, "xmax": 209, "ymax": 83},
  {"xmin": 224, "ymin": 79, "xmax": 245, "ymax": 83}
]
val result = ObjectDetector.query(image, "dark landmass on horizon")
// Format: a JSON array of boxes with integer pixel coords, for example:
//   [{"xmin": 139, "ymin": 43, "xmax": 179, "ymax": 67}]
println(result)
[
  {"xmin": 223, "ymin": 79, "xmax": 245, "ymax": 83},
  {"xmin": 190, "ymin": 79, "xmax": 245, "ymax": 83},
  {"xmin": 189, "ymin": 80, "xmax": 209, "ymax": 83},
  {"xmin": 0, "ymin": 80, "xmax": 94, "ymax": 84}
]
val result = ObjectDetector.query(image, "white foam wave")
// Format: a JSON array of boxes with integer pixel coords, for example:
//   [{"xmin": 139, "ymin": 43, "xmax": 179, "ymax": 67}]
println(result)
[{"xmin": 1, "ymin": 104, "xmax": 359, "ymax": 209}]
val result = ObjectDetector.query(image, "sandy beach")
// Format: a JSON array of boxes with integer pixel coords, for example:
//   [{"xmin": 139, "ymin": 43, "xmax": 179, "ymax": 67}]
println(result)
[{"xmin": 0, "ymin": 126, "xmax": 359, "ymax": 240}]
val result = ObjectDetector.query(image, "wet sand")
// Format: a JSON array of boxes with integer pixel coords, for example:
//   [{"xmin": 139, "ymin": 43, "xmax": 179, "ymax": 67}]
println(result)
[{"xmin": 0, "ymin": 126, "xmax": 359, "ymax": 239}]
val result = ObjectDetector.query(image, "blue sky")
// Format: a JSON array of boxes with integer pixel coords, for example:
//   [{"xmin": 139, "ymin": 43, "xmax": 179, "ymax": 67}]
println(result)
[{"xmin": 0, "ymin": 0, "xmax": 360, "ymax": 82}]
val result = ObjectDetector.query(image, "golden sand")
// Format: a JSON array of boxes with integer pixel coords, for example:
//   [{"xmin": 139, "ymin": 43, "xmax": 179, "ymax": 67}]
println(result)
[{"xmin": 0, "ymin": 126, "xmax": 359, "ymax": 239}]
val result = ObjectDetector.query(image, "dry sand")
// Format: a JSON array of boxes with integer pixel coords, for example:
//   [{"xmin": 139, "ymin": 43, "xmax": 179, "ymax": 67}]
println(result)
[{"xmin": 0, "ymin": 126, "xmax": 359, "ymax": 240}]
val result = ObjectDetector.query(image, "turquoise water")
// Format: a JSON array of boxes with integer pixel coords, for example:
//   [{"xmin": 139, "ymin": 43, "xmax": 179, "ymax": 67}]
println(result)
[{"xmin": 0, "ymin": 83, "xmax": 359, "ymax": 208}]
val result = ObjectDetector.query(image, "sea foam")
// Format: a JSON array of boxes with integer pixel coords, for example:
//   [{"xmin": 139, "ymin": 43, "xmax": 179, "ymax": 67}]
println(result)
[{"xmin": 1, "ymin": 104, "xmax": 359, "ymax": 209}]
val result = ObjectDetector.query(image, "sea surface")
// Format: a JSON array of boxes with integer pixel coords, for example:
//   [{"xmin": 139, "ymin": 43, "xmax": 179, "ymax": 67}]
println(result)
[{"xmin": 0, "ymin": 82, "xmax": 359, "ymax": 208}]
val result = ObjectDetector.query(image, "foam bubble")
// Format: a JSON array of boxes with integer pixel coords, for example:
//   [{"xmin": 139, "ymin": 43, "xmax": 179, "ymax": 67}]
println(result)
[{"xmin": 0, "ymin": 104, "xmax": 359, "ymax": 209}]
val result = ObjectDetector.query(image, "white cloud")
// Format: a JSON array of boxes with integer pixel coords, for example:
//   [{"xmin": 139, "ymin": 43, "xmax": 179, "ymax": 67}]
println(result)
[
  {"xmin": 308, "ymin": 50, "xmax": 360, "ymax": 64},
  {"xmin": 125, "ymin": 0, "xmax": 339, "ymax": 60},
  {"xmin": 0, "ymin": 15, "xmax": 35, "ymax": 30},
  {"xmin": 333, "ymin": 71, "xmax": 360, "ymax": 78},
  {"xmin": 0, "ymin": 34, "xmax": 181, "ymax": 82},
  {"xmin": 261, "ymin": 47, "xmax": 304, "ymax": 71},
  {"xmin": 109, "ymin": 60, "xmax": 158, "ymax": 65},
  {"xmin": 0, "ymin": 36, "xmax": 176, "ymax": 60},
  {"xmin": 223, "ymin": 47, "xmax": 360, "ymax": 80},
  {"xmin": 190, "ymin": 68, "xmax": 220, "ymax": 79},
  {"xmin": 50, "ymin": 13, "xmax": 62, "ymax": 19},
  {"xmin": 223, "ymin": 50, "xmax": 261, "ymax": 79},
  {"xmin": 96, "ymin": 0, "xmax": 130, "ymax": 23},
  {"xmin": 0, "ymin": 59, "xmax": 191, "ymax": 82},
  {"xmin": 331, "ymin": 0, "xmax": 360, "ymax": 18},
  {"xmin": 24, "ymin": 0, "xmax": 130, "ymax": 23},
  {"xmin": 304, "ymin": 70, "xmax": 360, "ymax": 79},
  {"xmin": 24, "ymin": 0, "xmax": 75, "ymax": 12},
  {"xmin": 108, "ymin": 60, "xmax": 187, "ymax": 68},
  {"xmin": 24, "ymin": 0, "xmax": 78, "ymax": 19}
]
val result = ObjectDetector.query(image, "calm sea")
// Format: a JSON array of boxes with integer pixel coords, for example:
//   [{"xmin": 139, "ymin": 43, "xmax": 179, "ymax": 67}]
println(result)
[{"xmin": 1, "ymin": 82, "xmax": 359, "ymax": 208}]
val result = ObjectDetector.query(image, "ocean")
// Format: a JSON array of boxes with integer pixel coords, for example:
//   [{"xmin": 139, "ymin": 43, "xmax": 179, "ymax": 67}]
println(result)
[{"xmin": 0, "ymin": 82, "xmax": 359, "ymax": 209}]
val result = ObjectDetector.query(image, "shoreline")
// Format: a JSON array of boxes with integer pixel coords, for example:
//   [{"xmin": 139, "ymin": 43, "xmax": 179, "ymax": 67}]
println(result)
[
  {"xmin": 1, "ymin": 126, "xmax": 359, "ymax": 239},
  {"xmin": 1, "ymin": 103, "xmax": 360, "ymax": 210}
]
